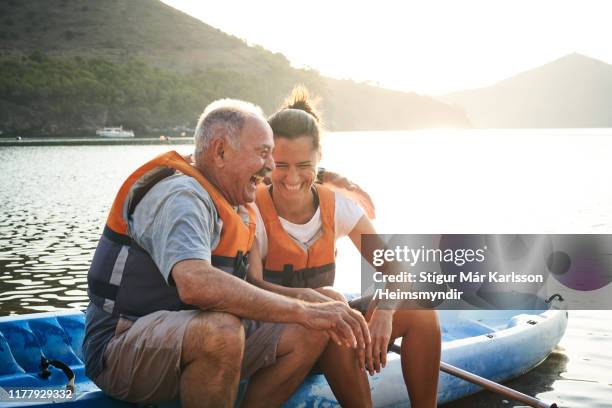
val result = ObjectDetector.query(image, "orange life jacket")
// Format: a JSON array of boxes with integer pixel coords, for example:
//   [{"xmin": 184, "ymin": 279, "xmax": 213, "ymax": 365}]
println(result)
[
  {"xmin": 255, "ymin": 184, "xmax": 335, "ymax": 288},
  {"xmin": 88, "ymin": 150, "xmax": 255, "ymax": 317}
]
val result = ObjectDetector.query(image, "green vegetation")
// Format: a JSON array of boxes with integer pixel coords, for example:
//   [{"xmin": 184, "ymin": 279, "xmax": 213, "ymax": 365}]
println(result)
[
  {"xmin": 0, "ymin": 53, "xmax": 325, "ymax": 136},
  {"xmin": 1, "ymin": 53, "xmax": 470, "ymax": 136}
]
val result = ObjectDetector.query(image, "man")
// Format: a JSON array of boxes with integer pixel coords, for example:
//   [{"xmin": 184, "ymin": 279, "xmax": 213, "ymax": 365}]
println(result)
[{"xmin": 83, "ymin": 99, "xmax": 370, "ymax": 408}]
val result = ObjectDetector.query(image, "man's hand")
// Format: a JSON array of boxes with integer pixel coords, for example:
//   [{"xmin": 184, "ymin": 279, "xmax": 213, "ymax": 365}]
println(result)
[
  {"xmin": 321, "ymin": 171, "xmax": 376, "ymax": 219},
  {"xmin": 314, "ymin": 286, "xmax": 348, "ymax": 303},
  {"xmin": 299, "ymin": 301, "xmax": 371, "ymax": 355},
  {"xmin": 296, "ymin": 288, "xmax": 336, "ymax": 303},
  {"xmin": 295, "ymin": 287, "xmax": 347, "ymax": 304},
  {"xmin": 365, "ymin": 309, "xmax": 393, "ymax": 375}
]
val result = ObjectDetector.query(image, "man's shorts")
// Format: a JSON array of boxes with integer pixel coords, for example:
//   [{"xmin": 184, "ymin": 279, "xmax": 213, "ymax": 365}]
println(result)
[{"xmin": 93, "ymin": 310, "xmax": 285, "ymax": 404}]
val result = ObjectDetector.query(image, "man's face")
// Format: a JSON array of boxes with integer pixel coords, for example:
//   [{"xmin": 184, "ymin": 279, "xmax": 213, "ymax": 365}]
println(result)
[{"xmin": 221, "ymin": 116, "xmax": 275, "ymax": 205}]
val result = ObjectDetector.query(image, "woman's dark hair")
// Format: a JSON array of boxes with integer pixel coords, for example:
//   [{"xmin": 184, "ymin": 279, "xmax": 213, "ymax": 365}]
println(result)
[{"xmin": 268, "ymin": 86, "xmax": 322, "ymax": 150}]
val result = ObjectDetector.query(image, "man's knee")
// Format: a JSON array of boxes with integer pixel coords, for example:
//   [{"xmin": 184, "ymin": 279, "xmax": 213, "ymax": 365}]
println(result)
[
  {"xmin": 182, "ymin": 312, "xmax": 245, "ymax": 366},
  {"xmin": 206, "ymin": 312, "xmax": 245, "ymax": 355}
]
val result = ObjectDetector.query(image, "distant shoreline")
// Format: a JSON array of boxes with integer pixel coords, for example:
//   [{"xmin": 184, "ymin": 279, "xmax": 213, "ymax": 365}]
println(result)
[{"xmin": 0, "ymin": 137, "xmax": 194, "ymax": 147}]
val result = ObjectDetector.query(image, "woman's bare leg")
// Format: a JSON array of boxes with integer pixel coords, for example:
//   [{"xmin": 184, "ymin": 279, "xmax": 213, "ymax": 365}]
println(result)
[
  {"xmin": 318, "ymin": 341, "xmax": 372, "ymax": 408},
  {"xmin": 240, "ymin": 324, "xmax": 328, "ymax": 408},
  {"xmin": 388, "ymin": 309, "xmax": 441, "ymax": 408}
]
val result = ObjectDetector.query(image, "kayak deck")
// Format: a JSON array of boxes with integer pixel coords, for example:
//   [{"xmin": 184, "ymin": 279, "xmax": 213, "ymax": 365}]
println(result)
[{"xmin": 0, "ymin": 308, "xmax": 567, "ymax": 407}]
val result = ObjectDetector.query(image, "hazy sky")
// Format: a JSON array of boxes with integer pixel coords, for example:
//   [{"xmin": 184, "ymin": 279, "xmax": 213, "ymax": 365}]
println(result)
[{"xmin": 162, "ymin": 0, "xmax": 612, "ymax": 95}]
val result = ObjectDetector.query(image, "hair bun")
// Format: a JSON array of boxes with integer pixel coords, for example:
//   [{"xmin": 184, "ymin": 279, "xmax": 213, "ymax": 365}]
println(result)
[{"xmin": 284, "ymin": 85, "xmax": 320, "ymax": 122}]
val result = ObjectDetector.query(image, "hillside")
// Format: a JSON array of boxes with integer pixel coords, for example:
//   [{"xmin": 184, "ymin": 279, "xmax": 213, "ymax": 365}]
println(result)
[
  {"xmin": 441, "ymin": 54, "xmax": 612, "ymax": 128},
  {"xmin": 0, "ymin": 0, "xmax": 470, "ymax": 136}
]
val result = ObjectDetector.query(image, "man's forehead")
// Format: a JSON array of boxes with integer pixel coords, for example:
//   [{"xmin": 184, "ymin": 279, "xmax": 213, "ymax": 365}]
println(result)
[{"xmin": 240, "ymin": 115, "xmax": 273, "ymax": 146}]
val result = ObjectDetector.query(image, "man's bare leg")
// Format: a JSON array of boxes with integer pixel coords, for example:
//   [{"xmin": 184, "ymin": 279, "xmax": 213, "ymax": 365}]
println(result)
[
  {"xmin": 240, "ymin": 324, "xmax": 328, "ymax": 408},
  {"xmin": 390, "ymin": 309, "xmax": 441, "ymax": 408},
  {"xmin": 318, "ymin": 341, "xmax": 372, "ymax": 407},
  {"xmin": 180, "ymin": 312, "xmax": 245, "ymax": 408}
]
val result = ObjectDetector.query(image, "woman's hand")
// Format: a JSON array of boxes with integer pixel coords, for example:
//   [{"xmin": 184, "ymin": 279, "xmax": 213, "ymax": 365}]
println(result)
[{"xmin": 366, "ymin": 309, "xmax": 394, "ymax": 375}]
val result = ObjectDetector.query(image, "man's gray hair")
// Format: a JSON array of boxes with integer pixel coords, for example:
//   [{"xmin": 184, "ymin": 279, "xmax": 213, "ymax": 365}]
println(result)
[{"xmin": 193, "ymin": 99, "xmax": 265, "ymax": 155}]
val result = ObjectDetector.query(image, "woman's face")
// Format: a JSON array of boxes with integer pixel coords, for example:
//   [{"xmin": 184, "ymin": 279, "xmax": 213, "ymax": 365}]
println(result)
[{"xmin": 271, "ymin": 135, "xmax": 319, "ymax": 201}]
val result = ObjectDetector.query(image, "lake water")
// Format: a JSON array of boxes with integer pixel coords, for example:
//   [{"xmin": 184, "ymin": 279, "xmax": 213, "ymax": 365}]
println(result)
[{"xmin": 0, "ymin": 129, "xmax": 611, "ymax": 407}]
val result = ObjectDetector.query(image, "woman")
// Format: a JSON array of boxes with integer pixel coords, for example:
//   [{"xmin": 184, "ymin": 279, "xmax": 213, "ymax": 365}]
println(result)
[{"xmin": 247, "ymin": 87, "xmax": 441, "ymax": 408}]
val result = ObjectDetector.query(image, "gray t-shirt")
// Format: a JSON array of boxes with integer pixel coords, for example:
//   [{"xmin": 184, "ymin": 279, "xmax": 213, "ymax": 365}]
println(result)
[
  {"xmin": 84, "ymin": 174, "xmax": 223, "ymax": 379},
  {"xmin": 128, "ymin": 174, "xmax": 222, "ymax": 279}
]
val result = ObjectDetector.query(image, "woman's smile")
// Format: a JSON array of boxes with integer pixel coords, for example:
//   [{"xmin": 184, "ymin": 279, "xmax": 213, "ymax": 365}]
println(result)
[{"xmin": 282, "ymin": 182, "xmax": 303, "ymax": 192}]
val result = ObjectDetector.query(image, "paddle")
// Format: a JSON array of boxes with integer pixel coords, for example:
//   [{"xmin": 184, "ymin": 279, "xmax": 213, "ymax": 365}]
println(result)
[{"xmin": 388, "ymin": 344, "xmax": 558, "ymax": 408}]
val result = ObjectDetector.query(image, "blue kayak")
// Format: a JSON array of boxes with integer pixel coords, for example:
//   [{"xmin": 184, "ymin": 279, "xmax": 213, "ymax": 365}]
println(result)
[{"xmin": 0, "ymin": 307, "xmax": 567, "ymax": 407}]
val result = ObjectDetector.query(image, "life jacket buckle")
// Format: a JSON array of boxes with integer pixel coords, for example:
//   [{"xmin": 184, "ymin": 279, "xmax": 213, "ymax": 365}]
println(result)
[
  {"xmin": 282, "ymin": 264, "xmax": 294, "ymax": 286},
  {"xmin": 234, "ymin": 250, "xmax": 248, "ymax": 280}
]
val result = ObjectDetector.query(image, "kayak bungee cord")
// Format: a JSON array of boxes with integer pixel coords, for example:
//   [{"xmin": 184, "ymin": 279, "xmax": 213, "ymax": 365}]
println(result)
[{"xmin": 38, "ymin": 356, "xmax": 76, "ymax": 393}]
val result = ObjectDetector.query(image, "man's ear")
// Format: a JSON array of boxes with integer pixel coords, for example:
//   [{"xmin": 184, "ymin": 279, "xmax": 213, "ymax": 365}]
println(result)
[{"xmin": 209, "ymin": 137, "xmax": 226, "ymax": 167}]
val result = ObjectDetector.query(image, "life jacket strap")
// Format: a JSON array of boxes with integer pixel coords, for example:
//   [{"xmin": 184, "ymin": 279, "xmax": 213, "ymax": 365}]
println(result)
[
  {"xmin": 88, "ymin": 277, "xmax": 119, "ymax": 301},
  {"xmin": 103, "ymin": 225, "xmax": 131, "ymax": 246},
  {"xmin": 264, "ymin": 263, "xmax": 335, "ymax": 287},
  {"xmin": 282, "ymin": 264, "xmax": 294, "ymax": 287},
  {"xmin": 210, "ymin": 252, "xmax": 249, "ymax": 280}
]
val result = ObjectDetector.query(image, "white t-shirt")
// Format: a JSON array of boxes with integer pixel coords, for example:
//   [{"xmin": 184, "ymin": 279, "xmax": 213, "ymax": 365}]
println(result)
[{"xmin": 254, "ymin": 191, "xmax": 365, "ymax": 259}]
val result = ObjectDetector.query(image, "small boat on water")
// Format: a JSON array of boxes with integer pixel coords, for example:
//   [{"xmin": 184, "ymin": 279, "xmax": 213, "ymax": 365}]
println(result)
[
  {"xmin": 95, "ymin": 126, "xmax": 135, "ymax": 138},
  {"xmin": 0, "ymin": 303, "xmax": 567, "ymax": 407}
]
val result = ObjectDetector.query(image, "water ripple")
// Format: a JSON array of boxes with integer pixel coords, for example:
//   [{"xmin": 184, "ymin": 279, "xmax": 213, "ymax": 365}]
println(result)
[{"xmin": 0, "ymin": 145, "xmax": 176, "ymax": 314}]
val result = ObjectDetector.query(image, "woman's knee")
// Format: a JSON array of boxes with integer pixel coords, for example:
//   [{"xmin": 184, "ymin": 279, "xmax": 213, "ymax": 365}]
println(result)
[
  {"xmin": 393, "ymin": 310, "xmax": 440, "ymax": 338},
  {"xmin": 297, "ymin": 328, "xmax": 328, "ymax": 368},
  {"xmin": 279, "ymin": 324, "xmax": 328, "ymax": 360}
]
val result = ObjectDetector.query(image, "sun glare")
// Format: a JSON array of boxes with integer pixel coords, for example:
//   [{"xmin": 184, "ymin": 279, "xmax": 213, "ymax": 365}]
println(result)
[{"xmin": 162, "ymin": 0, "xmax": 612, "ymax": 95}]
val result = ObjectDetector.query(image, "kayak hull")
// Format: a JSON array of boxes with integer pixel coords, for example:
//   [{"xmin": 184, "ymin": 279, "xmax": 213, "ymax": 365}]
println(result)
[
  {"xmin": 284, "ymin": 308, "xmax": 568, "ymax": 407},
  {"xmin": 0, "ymin": 308, "xmax": 567, "ymax": 407}
]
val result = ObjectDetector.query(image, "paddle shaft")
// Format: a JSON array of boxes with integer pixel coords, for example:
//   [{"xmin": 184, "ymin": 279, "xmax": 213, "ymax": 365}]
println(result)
[{"xmin": 388, "ymin": 344, "xmax": 556, "ymax": 408}]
